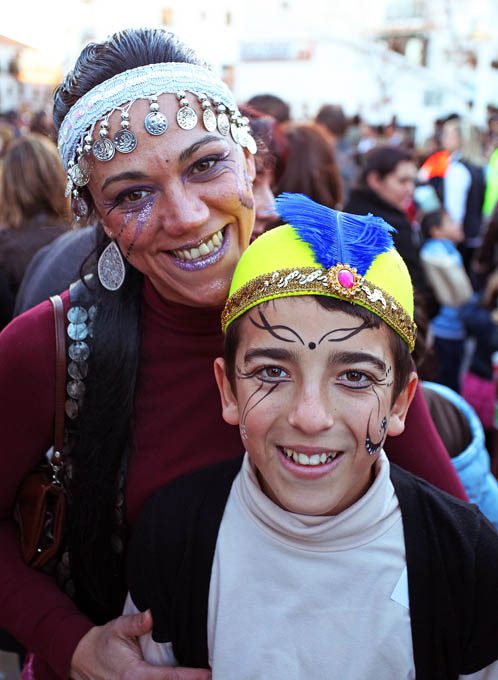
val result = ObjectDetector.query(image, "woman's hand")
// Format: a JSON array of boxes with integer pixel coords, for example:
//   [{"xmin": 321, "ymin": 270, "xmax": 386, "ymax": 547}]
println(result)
[{"xmin": 70, "ymin": 610, "xmax": 211, "ymax": 680}]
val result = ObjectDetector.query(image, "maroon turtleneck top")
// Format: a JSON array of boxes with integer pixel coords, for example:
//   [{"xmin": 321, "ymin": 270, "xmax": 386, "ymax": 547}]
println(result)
[{"xmin": 0, "ymin": 277, "xmax": 466, "ymax": 679}]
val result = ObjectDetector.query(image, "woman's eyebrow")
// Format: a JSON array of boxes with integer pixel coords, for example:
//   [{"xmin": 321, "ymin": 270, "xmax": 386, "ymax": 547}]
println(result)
[
  {"xmin": 329, "ymin": 350, "xmax": 387, "ymax": 373},
  {"xmin": 101, "ymin": 170, "xmax": 147, "ymax": 192},
  {"xmin": 178, "ymin": 134, "xmax": 223, "ymax": 163}
]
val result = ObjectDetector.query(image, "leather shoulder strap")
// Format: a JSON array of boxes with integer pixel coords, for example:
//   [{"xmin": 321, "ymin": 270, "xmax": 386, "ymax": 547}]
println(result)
[{"xmin": 50, "ymin": 294, "xmax": 66, "ymax": 460}]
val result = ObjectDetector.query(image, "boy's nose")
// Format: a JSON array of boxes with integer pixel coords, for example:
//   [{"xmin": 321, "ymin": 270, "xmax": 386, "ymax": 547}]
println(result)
[{"xmin": 287, "ymin": 388, "xmax": 334, "ymax": 434}]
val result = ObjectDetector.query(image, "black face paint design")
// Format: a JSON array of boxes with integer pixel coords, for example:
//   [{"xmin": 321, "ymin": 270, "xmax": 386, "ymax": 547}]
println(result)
[
  {"xmin": 365, "ymin": 413, "xmax": 388, "ymax": 455},
  {"xmin": 236, "ymin": 365, "xmax": 283, "ymax": 434},
  {"xmin": 318, "ymin": 321, "xmax": 370, "ymax": 345},
  {"xmin": 249, "ymin": 309, "xmax": 305, "ymax": 344}
]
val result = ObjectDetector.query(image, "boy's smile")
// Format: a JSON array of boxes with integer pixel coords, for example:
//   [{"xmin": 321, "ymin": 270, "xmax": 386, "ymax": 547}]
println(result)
[{"xmin": 215, "ymin": 296, "xmax": 416, "ymax": 516}]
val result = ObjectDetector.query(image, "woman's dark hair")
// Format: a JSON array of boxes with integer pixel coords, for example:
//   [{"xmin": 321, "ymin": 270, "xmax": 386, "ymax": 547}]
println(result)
[
  {"xmin": 224, "ymin": 296, "xmax": 414, "ymax": 406},
  {"xmin": 53, "ymin": 28, "xmax": 202, "ymax": 622},
  {"xmin": 275, "ymin": 122, "xmax": 343, "ymax": 208},
  {"xmin": 360, "ymin": 145, "xmax": 414, "ymax": 185},
  {"xmin": 420, "ymin": 209, "xmax": 445, "ymax": 240}
]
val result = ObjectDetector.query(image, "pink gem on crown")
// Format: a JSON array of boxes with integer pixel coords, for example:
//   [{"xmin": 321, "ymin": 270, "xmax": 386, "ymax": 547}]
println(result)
[
  {"xmin": 327, "ymin": 263, "xmax": 361, "ymax": 297},
  {"xmin": 337, "ymin": 268, "xmax": 355, "ymax": 289}
]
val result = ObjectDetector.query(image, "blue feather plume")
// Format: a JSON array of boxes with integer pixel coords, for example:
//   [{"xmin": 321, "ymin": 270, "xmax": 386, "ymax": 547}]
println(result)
[{"xmin": 274, "ymin": 193, "xmax": 396, "ymax": 276}]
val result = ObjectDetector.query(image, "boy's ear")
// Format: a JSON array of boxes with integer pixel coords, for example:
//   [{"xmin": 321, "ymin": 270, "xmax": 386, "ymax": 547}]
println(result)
[
  {"xmin": 386, "ymin": 371, "xmax": 418, "ymax": 437},
  {"xmin": 214, "ymin": 357, "xmax": 240, "ymax": 426}
]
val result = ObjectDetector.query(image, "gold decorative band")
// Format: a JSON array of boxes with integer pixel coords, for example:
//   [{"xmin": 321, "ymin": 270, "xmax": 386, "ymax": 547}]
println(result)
[{"xmin": 222, "ymin": 266, "xmax": 417, "ymax": 351}]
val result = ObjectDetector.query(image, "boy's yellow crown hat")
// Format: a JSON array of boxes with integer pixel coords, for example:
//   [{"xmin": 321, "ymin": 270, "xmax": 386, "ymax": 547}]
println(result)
[{"xmin": 222, "ymin": 193, "xmax": 416, "ymax": 351}]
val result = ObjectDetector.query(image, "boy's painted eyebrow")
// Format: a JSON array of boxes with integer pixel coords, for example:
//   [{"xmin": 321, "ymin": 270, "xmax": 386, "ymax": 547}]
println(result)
[
  {"xmin": 329, "ymin": 350, "xmax": 387, "ymax": 373},
  {"xmin": 243, "ymin": 347, "xmax": 296, "ymax": 363}
]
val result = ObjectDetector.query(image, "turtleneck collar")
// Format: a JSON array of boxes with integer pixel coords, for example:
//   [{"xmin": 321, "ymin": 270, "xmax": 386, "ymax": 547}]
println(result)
[
  {"xmin": 234, "ymin": 450, "xmax": 400, "ymax": 552},
  {"xmin": 142, "ymin": 275, "xmax": 225, "ymax": 336}
]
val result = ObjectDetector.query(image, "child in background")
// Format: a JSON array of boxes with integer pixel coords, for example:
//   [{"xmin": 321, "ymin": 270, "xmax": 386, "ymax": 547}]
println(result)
[
  {"xmin": 126, "ymin": 195, "xmax": 498, "ymax": 679},
  {"xmin": 420, "ymin": 209, "xmax": 471, "ymax": 391}
]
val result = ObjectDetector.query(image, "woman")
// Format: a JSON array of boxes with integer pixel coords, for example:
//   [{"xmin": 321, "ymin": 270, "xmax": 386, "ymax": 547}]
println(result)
[
  {"xmin": 344, "ymin": 146, "xmax": 431, "ymax": 306},
  {"xmin": 0, "ymin": 28, "xmax": 466, "ymax": 680},
  {"xmin": 0, "ymin": 134, "xmax": 71, "ymax": 302},
  {"xmin": 440, "ymin": 117, "xmax": 485, "ymax": 274}
]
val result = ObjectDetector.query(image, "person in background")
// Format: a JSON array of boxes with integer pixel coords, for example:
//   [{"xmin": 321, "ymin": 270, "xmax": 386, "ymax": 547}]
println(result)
[
  {"xmin": 344, "ymin": 146, "xmax": 430, "ymax": 307},
  {"xmin": 441, "ymin": 117, "xmax": 485, "ymax": 274},
  {"xmin": 246, "ymin": 93, "xmax": 290, "ymax": 124},
  {"xmin": 238, "ymin": 105, "xmax": 281, "ymax": 241},
  {"xmin": 0, "ymin": 134, "xmax": 71, "ymax": 303},
  {"xmin": 315, "ymin": 104, "xmax": 358, "ymax": 202},
  {"xmin": 275, "ymin": 122, "xmax": 343, "ymax": 209},
  {"xmin": 420, "ymin": 209, "xmax": 468, "ymax": 392}
]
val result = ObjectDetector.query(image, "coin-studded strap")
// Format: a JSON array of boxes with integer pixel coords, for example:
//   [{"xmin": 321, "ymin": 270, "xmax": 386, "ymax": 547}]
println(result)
[{"xmin": 50, "ymin": 294, "xmax": 67, "ymax": 460}]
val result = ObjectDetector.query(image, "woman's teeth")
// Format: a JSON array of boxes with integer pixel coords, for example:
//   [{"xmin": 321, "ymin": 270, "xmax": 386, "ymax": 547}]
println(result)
[
  {"xmin": 281, "ymin": 447, "xmax": 341, "ymax": 466},
  {"xmin": 172, "ymin": 228, "xmax": 224, "ymax": 261}
]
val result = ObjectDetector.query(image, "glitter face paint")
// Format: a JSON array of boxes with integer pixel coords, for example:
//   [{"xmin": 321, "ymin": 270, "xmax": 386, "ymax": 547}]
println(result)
[{"xmin": 126, "ymin": 196, "xmax": 155, "ymax": 258}]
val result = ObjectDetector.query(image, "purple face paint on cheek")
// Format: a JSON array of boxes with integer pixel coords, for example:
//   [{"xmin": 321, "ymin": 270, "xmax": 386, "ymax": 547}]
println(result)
[
  {"xmin": 116, "ymin": 210, "xmax": 134, "ymax": 241},
  {"xmin": 126, "ymin": 197, "xmax": 155, "ymax": 258}
]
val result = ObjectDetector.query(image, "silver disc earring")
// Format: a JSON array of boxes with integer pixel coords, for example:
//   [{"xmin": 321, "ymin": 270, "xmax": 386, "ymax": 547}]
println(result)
[{"xmin": 97, "ymin": 240, "xmax": 125, "ymax": 291}]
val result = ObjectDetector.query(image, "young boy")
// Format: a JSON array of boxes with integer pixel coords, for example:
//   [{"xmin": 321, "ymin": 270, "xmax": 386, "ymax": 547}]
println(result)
[
  {"xmin": 125, "ymin": 194, "xmax": 498, "ymax": 679},
  {"xmin": 420, "ymin": 208, "xmax": 472, "ymax": 391}
]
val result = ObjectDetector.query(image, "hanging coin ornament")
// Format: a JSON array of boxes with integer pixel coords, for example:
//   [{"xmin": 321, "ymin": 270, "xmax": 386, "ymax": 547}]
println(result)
[
  {"xmin": 93, "ymin": 136, "xmax": 115, "ymax": 162},
  {"xmin": 198, "ymin": 94, "xmax": 217, "ymax": 132},
  {"xmin": 67, "ymin": 306, "xmax": 88, "ymax": 324},
  {"xmin": 230, "ymin": 121, "xmax": 240, "ymax": 145},
  {"xmin": 144, "ymin": 112, "xmax": 168, "ymax": 135},
  {"xmin": 114, "ymin": 110, "xmax": 137, "ymax": 153},
  {"xmin": 93, "ymin": 119, "xmax": 115, "ymax": 161},
  {"xmin": 176, "ymin": 92, "xmax": 198, "ymax": 130},
  {"xmin": 69, "ymin": 162, "xmax": 90, "ymax": 187},
  {"xmin": 144, "ymin": 95, "xmax": 168, "ymax": 136},
  {"xmin": 68, "ymin": 341, "xmax": 90, "ymax": 362},
  {"xmin": 78, "ymin": 154, "xmax": 93, "ymax": 176},
  {"xmin": 216, "ymin": 104, "xmax": 230, "ymax": 136},
  {"xmin": 114, "ymin": 128, "xmax": 137, "ymax": 152},
  {"xmin": 203, "ymin": 106, "xmax": 217, "ymax": 132}
]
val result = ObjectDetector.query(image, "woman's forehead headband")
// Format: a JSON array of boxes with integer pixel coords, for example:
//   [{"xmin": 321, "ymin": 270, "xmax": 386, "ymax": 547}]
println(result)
[{"xmin": 58, "ymin": 62, "xmax": 256, "ymax": 218}]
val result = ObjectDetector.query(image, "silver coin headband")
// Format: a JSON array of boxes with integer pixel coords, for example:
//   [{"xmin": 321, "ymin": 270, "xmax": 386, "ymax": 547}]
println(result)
[{"xmin": 57, "ymin": 62, "xmax": 257, "ymax": 218}]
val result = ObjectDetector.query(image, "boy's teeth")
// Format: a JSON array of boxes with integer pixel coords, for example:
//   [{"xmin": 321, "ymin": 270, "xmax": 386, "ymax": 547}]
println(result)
[
  {"xmin": 282, "ymin": 448, "xmax": 339, "ymax": 466},
  {"xmin": 174, "ymin": 228, "xmax": 224, "ymax": 260}
]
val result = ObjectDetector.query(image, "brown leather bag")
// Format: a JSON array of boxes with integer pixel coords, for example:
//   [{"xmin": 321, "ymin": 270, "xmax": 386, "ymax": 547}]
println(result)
[{"xmin": 17, "ymin": 295, "xmax": 67, "ymax": 568}]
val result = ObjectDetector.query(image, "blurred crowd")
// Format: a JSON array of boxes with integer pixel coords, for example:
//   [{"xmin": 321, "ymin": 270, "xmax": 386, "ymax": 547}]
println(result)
[{"xmin": 1, "ymin": 94, "xmax": 498, "ymax": 471}]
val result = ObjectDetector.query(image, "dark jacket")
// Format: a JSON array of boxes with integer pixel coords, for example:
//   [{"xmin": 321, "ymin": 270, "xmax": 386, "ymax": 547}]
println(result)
[
  {"xmin": 0, "ymin": 215, "xmax": 68, "ymax": 299},
  {"xmin": 14, "ymin": 225, "xmax": 97, "ymax": 315},
  {"xmin": 344, "ymin": 187, "xmax": 428, "ymax": 297},
  {"xmin": 128, "ymin": 458, "xmax": 498, "ymax": 679}
]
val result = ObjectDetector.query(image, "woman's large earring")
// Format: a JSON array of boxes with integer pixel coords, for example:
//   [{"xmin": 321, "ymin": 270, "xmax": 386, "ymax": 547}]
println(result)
[{"xmin": 97, "ymin": 240, "xmax": 125, "ymax": 291}]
